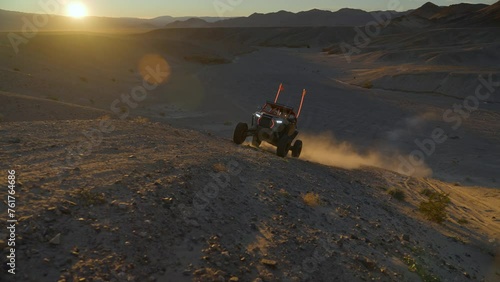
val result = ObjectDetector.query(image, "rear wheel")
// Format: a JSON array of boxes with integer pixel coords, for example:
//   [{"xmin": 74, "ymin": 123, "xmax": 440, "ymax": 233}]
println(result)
[
  {"xmin": 233, "ymin": 123, "xmax": 248, "ymax": 144},
  {"xmin": 276, "ymin": 135, "xmax": 291, "ymax": 157},
  {"xmin": 252, "ymin": 136, "xmax": 261, "ymax": 147},
  {"xmin": 292, "ymin": 140, "xmax": 302, "ymax": 158}
]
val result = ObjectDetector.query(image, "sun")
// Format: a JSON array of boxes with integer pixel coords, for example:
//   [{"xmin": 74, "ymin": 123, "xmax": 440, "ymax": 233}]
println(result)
[{"xmin": 66, "ymin": 2, "xmax": 88, "ymax": 18}]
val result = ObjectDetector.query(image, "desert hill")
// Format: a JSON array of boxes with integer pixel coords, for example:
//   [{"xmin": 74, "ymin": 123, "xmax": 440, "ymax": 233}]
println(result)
[
  {"xmin": 1, "ymin": 1, "xmax": 500, "ymax": 281},
  {"xmin": 0, "ymin": 118, "xmax": 498, "ymax": 281}
]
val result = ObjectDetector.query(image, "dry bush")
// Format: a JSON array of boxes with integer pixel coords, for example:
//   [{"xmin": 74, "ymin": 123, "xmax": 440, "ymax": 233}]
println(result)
[
  {"xmin": 303, "ymin": 192, "xmax": 321, "ymax": 207},
  {"xmin": 134, "ymin": 116, "xmax": 150, "ymax": 124},
  {"xmin": 387, "ymin": 187, "xmax": 406, "ymax": 201},
  {"xmin": 74, "ymin": 189, "xmax": 106, "ymax": 206},
  {"xmin": 212, "ymin": 163, "xmax": 227, "ymax": 172},
  {"xmin": 362, "ymin": 81, "xmax": 373, "ymax": 89},
  {"xmin": 419, "ymin": 191, "xmax": 450, "ymax": 223}
]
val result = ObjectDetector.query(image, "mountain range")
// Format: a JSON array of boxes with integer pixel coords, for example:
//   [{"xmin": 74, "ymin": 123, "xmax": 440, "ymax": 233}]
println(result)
[
  {"xmin": 167, "ymin": 1, "xmax": 500, "ymax": 29},
  {"xmin": 0, "ymin": 1, "xmax": 499, "ymax": 32}
]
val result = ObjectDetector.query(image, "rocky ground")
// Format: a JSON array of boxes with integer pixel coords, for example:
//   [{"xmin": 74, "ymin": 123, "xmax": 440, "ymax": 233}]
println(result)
[{"xmin": 0, "ymin": 118, "xmax": 498, "ymax": 281}]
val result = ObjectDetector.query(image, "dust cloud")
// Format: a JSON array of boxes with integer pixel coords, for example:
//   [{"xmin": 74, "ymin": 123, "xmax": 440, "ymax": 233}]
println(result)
[{"xmin": 298, "ymin": 132, "xmax": 432, "ymax": 177}]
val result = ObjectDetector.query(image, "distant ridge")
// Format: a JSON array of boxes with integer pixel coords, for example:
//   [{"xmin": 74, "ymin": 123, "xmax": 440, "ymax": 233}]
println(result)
[{"xmin": 166, "ymin": 8, "xmax": 409, "ymax": 28}]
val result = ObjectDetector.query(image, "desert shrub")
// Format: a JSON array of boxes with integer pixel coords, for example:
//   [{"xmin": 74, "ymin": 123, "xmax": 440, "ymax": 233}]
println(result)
[
  {"xmin": 134, "ymin": 116, "xmax": 149, "ymax": 124},
  {"xmin": 79, "ymin": 76, "xmax": 88, "ymax": 83},
  {"xmin": 303, "ymin": 192, "xmax": 321, "ymax": 207},
  {"xmin": 75, "ymin": 189, "xmax": 106, "ymax": 206},
  {"xmin": 420, "ymin": 188, "xmax": 434, "ymax": 197},
  {"xmin": 387, "ymin": 187, "xmax": 406, "ymax": 201},
  {"xmin": 13, "ymin": 67, "xmax": 20, "ymax": 72},
  {"xmin": 362, "ymin": 81, "xmax": 373, "ymax": 89},
  {"xmin": 403, "ymin": 255, "xmax": 441, "ymax": 282},
  {"xmin": 212, "ymin": 163, "xmax": 227, "ymax": 172},
  {"xmin": 419, "ymin": 191, "xmax": 450, "ymax": 223}
]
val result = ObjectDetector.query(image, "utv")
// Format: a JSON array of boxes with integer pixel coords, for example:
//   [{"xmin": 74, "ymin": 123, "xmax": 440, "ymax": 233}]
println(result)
[{"xmin": 233, "ymin": 84, "xmax": 307, "ymax": 158}]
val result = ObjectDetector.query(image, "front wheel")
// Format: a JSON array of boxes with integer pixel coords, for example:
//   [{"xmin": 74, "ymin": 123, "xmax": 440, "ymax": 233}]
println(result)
[
  {"xmin": 276, "ymin": 135, "xmax": 291, "ymax": 157},
  {"xmin": 292, "ymin": 140, "xmax": 302, "ymax": 158},
  {"xmin": 233, "ymin": 123, "xmax": 248, "ymax": 144}
]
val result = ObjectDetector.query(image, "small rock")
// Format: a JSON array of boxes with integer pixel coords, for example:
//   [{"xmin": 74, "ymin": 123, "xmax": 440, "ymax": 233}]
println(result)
[
  {"xmin": 229, "ymin": 277, "xmax": 239, "ymax": 282},
  {"xmin": 261, "ymin": 259, "xmax": 277, "ymax": 267},
  {"xmin": 49, "ymin": 233, "xmax": 61, "ymax": 245}
]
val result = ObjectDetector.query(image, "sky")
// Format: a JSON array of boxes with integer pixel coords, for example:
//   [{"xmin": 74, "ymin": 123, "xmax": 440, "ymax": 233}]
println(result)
[{"xmin": 0, "ymin": 0, "xmax": 496, "ymax": 18}]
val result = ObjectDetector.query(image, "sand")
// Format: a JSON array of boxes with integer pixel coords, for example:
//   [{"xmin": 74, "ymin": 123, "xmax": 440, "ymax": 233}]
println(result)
[{"xmin": 0, "ymin": 23, "xmax": 499, "ymax": 281}]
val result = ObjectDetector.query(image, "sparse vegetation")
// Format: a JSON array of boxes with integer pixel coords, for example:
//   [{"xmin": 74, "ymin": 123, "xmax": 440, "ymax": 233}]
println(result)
[
  {"xmin": 387, "ymin": 187, "xmax": 406, "ymax": 201},
  {"xmin": 303, "ymin": 192, "xmax": 321, "ymax": 207},
  {"xmin": 13, "ymin": 67, "xmax": 20, "ymax": 72},
  {"xmin": 212, "ymin": 163, "xmax": 227, "ymax": 173},
  {"xmin": 99, "ymin": 114, "xmax": 112, "ymax": 120},
  {"xmin": 403, "ymin": 255, "xmax": 441, "ymax": 282},
  {"xmin": 129, "ymin": 68, "xmax": 134, "ymax": 73},
  {"xmin": 420, "ymin": 188, "xmax": 434, "ymax": 197},
  {"xmin": 362, "ymin": 80, "xmax": 373, "ymax": 89},
  {"xmin": 111, "ymin": 78, "xmax": 116, "ymax": 82},
  {"xmin": 74, "ymin": 189, "xmax": 106, "ymax": 206},
  {"xmin": 89, "ymin": 98, "xmax": 95, "ymax": 105},
  {"xmin": 159, "ymin": 112, "xmax": 166, "ymax": 117},
  {"xmin": 278, "ymin": 188, "xmax": 291, "ymax": 198},
  {"xmin": 419, "ymin": 190, "xmax": 450, "ymax": 223},
  {"xmin": 134, "ymin": 116, "xmax": 149, "ymax": 124},
  {"xmin": 79, "ymin": 76, "xmax": 88, "ymax": 83}
]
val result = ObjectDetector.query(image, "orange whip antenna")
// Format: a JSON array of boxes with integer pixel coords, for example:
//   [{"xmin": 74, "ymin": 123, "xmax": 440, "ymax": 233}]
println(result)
[
  {"xmin": 274, "ymin": 83, "xmax": 284, "ymax": 103},
  {"xmin": 297, "ymin": 89, "xmax": 307, "ymax": 118}
]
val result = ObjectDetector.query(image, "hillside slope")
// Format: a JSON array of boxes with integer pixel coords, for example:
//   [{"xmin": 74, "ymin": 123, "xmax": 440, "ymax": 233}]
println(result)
[{"xmin": 0, "ymin": 118, "xmax": 498, "ymax": 281}]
